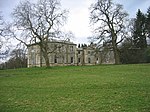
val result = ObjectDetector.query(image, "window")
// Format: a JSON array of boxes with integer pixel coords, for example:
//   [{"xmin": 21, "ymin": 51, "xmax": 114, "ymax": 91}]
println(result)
[
  {"xmin": 78, "ymin": 51, "xmax": 80, "ymax": 54},
  {"xmin": 54, "ymin": 55, "xmax": 57, "ymax": 63},
  {"xmin": 71, "ymin": 57, "xmax": 73, "ymax": 63},
  {"xmin": 70, "ymin": 46, "xmax": 73, "ymax": 52},
  {"xmin": 78, "ymin": 58, "xmax": 80, "ymax": 63},
  {"xmin": 58, "ymin": 46, "xmax": 61, "ymax": 51},
  {"xmin": 88, "ymin": 58, "xmax": 91, "ymax": 63},
  {"xmin": 54, "ymin": 45, "xmax": 57, "ymax": 49},
  {"xmin": 88, "ymin": 51, "xmax": 90, "ymax": 55},
  {"xmin": 96, "ymin": 58, "xmax": 99, "ymax": 64}
]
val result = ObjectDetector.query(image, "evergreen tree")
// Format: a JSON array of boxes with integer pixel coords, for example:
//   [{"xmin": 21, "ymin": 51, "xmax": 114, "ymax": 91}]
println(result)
[
  {"xmin": 133, "ymin": 9, "xmax": 147, "ymax": 49},
  {"xmin": 146, "ymin": 7, "xmax": 150, "ymax": 39}
]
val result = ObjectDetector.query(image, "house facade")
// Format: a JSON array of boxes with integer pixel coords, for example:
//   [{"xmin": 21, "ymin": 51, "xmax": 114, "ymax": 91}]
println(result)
[{"xmin": 27, "ymin": 40, "xmax": 115, "ymax": 67}]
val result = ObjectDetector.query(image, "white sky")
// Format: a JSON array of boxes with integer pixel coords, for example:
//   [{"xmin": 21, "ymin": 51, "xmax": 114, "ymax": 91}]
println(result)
[{"xmin": 0, "ymin": 0, "xmax": 150, "ymax": 44}]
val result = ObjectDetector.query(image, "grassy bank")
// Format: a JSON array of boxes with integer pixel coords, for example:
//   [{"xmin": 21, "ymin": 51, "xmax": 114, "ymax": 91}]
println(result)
[{"xmin": 0, "ymin": 64, "xmax": 150, "ymax": 112}]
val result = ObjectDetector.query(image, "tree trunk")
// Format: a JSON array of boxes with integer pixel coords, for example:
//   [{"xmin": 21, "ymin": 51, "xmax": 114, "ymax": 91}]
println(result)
[
  {"xmin": 41, "ymin": 41, "xmax": 50, "ymax": 67},
  {"xmin": 43, "ymin": 52, "xmax": 50, "ymax": 67},
  {"xmin": 113, "ymin": 47, "xmax": 120, "ymax": 64},
  {"xmin": 45, "ymin": 56, "xmax": 50, "ymax": 67},
  {"xmin": 40, "ymin": 46, "xmax": 42, "ymax": 67},
  {"xmin": 82, "ymin": 49, "xmax": 85, "ymax": 66},
  {"xmin": 66, "ymin": 45, "xmax": 69, "ymax": 65},
  {"xmin": 42, "ymin": 46, "xmax": 50, "ymax": 67},
  {"xmin": 112, "ymin": 35, "xmax": 120, "ymax": 64}
]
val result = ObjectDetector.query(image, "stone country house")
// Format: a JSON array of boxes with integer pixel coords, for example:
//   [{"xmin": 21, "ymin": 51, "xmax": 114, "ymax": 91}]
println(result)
[{"xmin": 27, "ymin": 40, "xmax": 115, "ymax": 67}]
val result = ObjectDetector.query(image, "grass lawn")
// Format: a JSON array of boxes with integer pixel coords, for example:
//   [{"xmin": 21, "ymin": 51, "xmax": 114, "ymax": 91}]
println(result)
[{"xmin": 0, "ymin": 64, "xmax": 150, "ymax": 112}]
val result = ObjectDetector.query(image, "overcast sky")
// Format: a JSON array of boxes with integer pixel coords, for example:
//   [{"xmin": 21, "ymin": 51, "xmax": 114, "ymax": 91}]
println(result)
[{"xmin": 0, "ymin": 0, "xmax": 150, "ymax": 44}]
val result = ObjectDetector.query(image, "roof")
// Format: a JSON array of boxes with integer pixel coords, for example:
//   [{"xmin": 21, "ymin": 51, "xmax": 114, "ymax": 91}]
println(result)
[
  {"xmin": 49, "ymin": 39, "xmax": 76, "ymax": 45},
  {"xmin": 28, "ymin": 39, "xmax": 76, "ymax": 47}
]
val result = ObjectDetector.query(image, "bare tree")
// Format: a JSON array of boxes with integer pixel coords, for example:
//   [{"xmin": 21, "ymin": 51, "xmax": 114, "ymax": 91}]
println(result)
[
  {"xmin": 0, "ymin": 12, "xmax": 10, "ymax": 59},
  {"xmin": 10, "ymin": 0, "xmax": 68, "ymax": 67},
  {"xmin": 90, "ymin": 0, "xmax": 129, "ymax": 64},
  {"xmin": 8, "ymin": 49, "xmax": 27, "ymax": 69},
  {"xmin": 0, "ymin": 12, "xmax": 4, "ymax": 49}
]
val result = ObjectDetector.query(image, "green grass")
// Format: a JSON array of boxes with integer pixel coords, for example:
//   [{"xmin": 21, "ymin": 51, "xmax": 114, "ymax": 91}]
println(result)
[{"xmin": 0, "ymin": 64, "xmax": 150, "ymax": 112}]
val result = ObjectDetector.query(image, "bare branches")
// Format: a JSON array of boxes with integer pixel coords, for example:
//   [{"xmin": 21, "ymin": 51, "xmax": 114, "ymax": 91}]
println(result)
[
  {"xmin": 90, "ymin": 0, "xmax": 129, "ymax": 44},
  {"xmin": 0, "ymin": 13, "xmax": 10, "ymax": 52},
  {"xmin": 11, "ymin": 0, "xmax": 68, "ymax": 67},
  {"xmin": 90, "ymin": 0, "xmax": 129, "ymax": 64},
  {"xmin": 12, "ymin": 0, "xmax": 68, "ymax": 44}
]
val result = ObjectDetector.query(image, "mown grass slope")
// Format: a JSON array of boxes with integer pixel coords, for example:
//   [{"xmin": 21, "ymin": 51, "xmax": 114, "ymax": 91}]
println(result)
[{"xmin": 0, "ymin": 64, "xmax": 150, "ymax": 112}]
